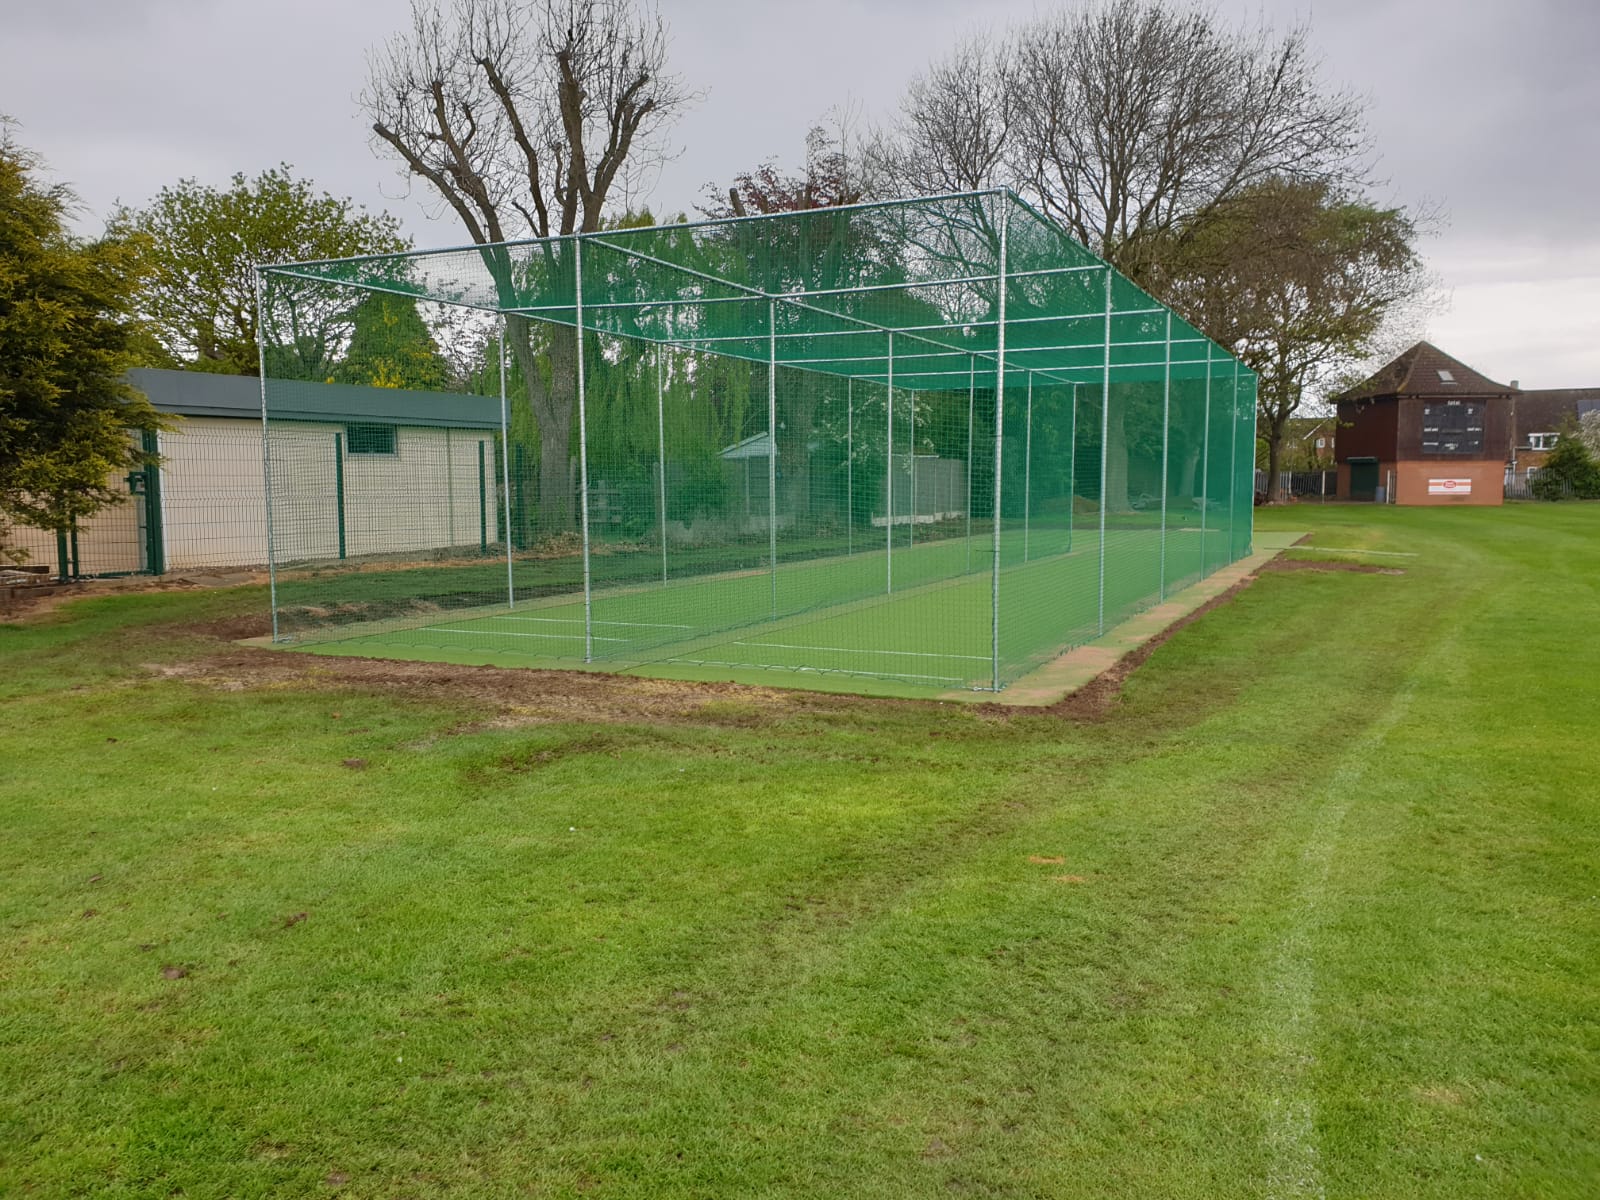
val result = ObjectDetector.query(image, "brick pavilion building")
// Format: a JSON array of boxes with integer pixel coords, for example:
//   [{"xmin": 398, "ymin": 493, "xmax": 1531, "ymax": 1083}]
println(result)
[{"xmin": 1333, "ymin": 343, "xmax": 1515, "ymax": 506}]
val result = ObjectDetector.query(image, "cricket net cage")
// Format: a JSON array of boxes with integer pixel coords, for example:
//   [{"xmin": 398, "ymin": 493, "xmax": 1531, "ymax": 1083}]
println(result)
[{"xmin": 256, "ymin": 189, "xmax": 1255, "ymax": 692}]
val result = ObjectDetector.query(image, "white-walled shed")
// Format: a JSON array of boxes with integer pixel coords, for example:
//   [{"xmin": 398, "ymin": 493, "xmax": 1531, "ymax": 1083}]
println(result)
[{"xmin": 9, "ymin": 369, "xmax": 504, "ymax": 576}]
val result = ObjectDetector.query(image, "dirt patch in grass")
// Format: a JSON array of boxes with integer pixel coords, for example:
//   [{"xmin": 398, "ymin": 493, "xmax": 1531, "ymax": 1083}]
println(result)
[
  {"xmin": 3, "ymin": 579, "xmax": 126, "ymax": 619},
  {"xmin": 184, "ymin": 613, "xmax": 276, "ymax": 641},
  {"xmin": 3, "ymin": 573, "xmax": 265, "ymax": 621},
  {"xmin": 148, "ymin": 639, "xmax": 891, "ymax": 730},
  {"xmin": 1262, "ymin": 559, "xmax": 1405, "ymax": 576}
]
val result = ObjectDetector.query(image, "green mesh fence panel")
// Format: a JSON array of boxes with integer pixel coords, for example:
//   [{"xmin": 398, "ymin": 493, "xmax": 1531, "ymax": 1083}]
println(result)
[{"xmin": 256, "ymin": 190, "xmax": 1255, "ymax": 692}]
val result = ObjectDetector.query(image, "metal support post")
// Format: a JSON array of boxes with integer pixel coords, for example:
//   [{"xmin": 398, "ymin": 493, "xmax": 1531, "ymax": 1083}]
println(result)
[
  {"xmin": 1024, "ymin": 372, "xmax": 1034, "ymax": 563},
  {"xmin": 140, "ymin": 428, "xmax": 164, "ymax": 575},
  {"xmin": 846, "ymin": 379, "xmax": 854, "ymax": 555},
  {"xmin": 478, "ymin": 440, "xmax": 488, "ymax": 554},
  {"xmin": 1158, "ymin": 311, "xmax": 1171, "ymax": 599},
  {"xmin": 333, "ymin": 432, "xmax": 347, "ymax": 560},
  {"xmin": 1066, "ymin": 383, "xmax": 1078, "ymax": 553},
  {"xmin": 573, "ymin": 240, "xmax": 594, "ymax": 660},
  {"xmin": 1097, "ymin": 267, "xmax": 1112, "ymax": 636},
  {"xmin": 885, "ymin": 331, "xmax": 895, "ymax": 594},
  {"xmin": 991, "ymin": 199, "xmax": 1009, "ymax": 691},
  {"xmin": 446, "ymin": 427, "xmax": 456, "ymax": 549},
  {"xmin": 657, "ymin": 343, "xmax": 668, "ymax": 584},
  {"xmin": 254, "ymin": 269, "xmax": 279, "ymax": 642},
  {"xmin": 768, "ymin": 299, "xmax": 778, "ymax": 617},
  {"xmin": 499, "ymin": 317, "xmax": 515, "ymax": 608},
  {"xmin": 1229, "ymin": 360, "xmax": 1240, "ymax": 562},
  {"xmin": 966, "ymin": 356, "xmax": 975, "ymax": 573},
  {"xmin": 909, "ymin": 379, "xmax": 916, "ymax": 550},
  {"xmin": 1200, "ymin": 345, "xmax": 1213, "ymax": 575}
]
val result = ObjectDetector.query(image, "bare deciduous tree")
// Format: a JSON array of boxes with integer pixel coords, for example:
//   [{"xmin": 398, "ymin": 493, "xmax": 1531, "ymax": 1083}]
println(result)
[
  {"xmin": 865, "ymin": 32, "xmax": 1015, "ymax": 199},
  {"xmin": 1008, "ymin": 0, "xmax": 1368, "ymax": 282},
  {"xmin": 873, "ymin": 1, "xmax": 1368, "ymax": 288},
  {"xmin": 362, "ymin": 0, "xmax": 693, "ymax": 531}
]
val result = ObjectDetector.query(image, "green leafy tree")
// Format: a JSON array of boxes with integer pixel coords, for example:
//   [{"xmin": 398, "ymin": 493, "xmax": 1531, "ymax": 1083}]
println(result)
[
  {"xmin": 0, "ymin": 123, "xmax": 162, "ymax": 563},
  {"xmin": 332, "ymin": 294, "xmax": 452, "ymax": 390},
  {"xmin": 1149, "ymin": 178, "xmax": 1425, "ymax": 502},
  {"xmin": 119, "ymin": 165, "xmax": 406, "ymax": 377},
  {"xmin": 1532, "ymin": 433, "xmax": 1600, "ymax": 500}
]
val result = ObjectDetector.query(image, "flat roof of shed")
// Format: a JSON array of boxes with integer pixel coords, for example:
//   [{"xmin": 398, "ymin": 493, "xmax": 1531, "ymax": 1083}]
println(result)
[{"xmin": 128, "ymin": 368, "xmax": 503, "ymax": 430}]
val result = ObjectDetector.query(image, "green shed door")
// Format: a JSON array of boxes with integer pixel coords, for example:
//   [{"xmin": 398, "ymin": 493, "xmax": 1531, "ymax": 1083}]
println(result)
[{"xmin": 1349, "ymin": 458, "xmax": 1379, "ymax": 502}]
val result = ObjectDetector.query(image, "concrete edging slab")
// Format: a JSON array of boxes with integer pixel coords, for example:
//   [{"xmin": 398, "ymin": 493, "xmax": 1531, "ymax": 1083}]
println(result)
[{"xmin": 949, "ymin": 531, "xmax": 1306, "ymax": 707}]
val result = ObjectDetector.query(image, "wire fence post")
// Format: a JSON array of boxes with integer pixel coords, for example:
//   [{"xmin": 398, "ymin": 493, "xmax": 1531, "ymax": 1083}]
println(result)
[
  {"xmin": 885, "ymin": 330, "xmax": 895, "ymax": 595},
  {"xmin": 1097, "ymin": 266, "xmax": 1112, "ymax": 637},
  {"xmin": 1159, "ymin": 310, "xmax": 1171, "ymax": 600},
  {"xmin": 657, "ymin": 342, "xmax": 668, "ymax": 584},
  {"xmin": 1200, "ymin": 344, "xmax": 1212, "ymax": 577},
  {"xmin": 574, "ymin": 238, "xmax": 594, "ymax": 661},
  {"xmin": 254, "ymin": 267, "xmax": 279, "ymax": 643},
  {"xmin": 333, "ymin": 432, "xmax": 346, "ymax": 560},
  {"xmin": 140, "ymin": 428, "xmax": 164, "ymax": 575},
  {"xmin": 846, "ymin": 379, "xmax": 854, "ymax": 556},
  {"xmin": 768, "ymin": 298, "xmax": 778, "ymax": 618},
  {"xmin": 478, "ymin": 439, "xmax": 488, "ymax": 555},
  {"xmin": 445, "ymin": 427, "xmax": 456, "ymax": 550},
  {"xmin": 1023, "ymin": 371, "xmax": 1034, "ymax": 563},
  {"xmin": 499, "ymin": 316, "xmax": 515, "ymax": 610},
  {"xmin": 966, "ymin": 356, "xmax": 975, "ymax": 573},
  {"xmin": 991, "ymin": 196, "xmax": 1009, "ymax": 691}
]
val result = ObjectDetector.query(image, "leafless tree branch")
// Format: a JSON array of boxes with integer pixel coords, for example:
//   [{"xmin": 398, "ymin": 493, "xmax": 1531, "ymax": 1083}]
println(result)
[{"xmin": 360, "ymin": 0, "xmax": 695, "ymax": 530}]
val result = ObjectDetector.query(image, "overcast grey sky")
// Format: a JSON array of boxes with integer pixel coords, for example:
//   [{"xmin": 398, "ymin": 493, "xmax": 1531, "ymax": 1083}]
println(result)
[{"xmin": 5, "ymin": 0, "xmax": 1597, "ymax": 388}]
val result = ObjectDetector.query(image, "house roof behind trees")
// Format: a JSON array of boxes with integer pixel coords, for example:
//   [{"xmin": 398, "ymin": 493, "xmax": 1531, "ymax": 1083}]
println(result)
[{"xmin": 1513, "ymin": 388, "xmax": 1600, "ymax": 436}]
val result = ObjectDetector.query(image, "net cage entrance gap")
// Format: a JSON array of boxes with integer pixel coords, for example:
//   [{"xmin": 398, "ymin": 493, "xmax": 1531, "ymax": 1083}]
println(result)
[{"xmin": 254, "ymin": 190, "xmax": 1256, "ymax": 693}]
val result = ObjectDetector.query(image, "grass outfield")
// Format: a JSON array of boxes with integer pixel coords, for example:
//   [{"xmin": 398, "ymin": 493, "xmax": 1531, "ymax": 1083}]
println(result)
[
  {"xmin": 2, "ymin": 503, "xmax": 1596, "ymax": 1196},
  {"xmin": 291, "ymin": 523, "xmax": 1235, "ymax": 694}
]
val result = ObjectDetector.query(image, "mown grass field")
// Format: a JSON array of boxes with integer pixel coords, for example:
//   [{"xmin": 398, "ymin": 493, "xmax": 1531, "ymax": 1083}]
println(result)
[{"xmin": 2, "ymin": 504, "xmax": 1596, "ymax": 1198}]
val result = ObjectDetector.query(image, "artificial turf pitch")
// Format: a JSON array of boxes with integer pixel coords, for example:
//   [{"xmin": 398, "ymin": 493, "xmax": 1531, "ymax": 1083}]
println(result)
[{"xmin": 289, "ymin": 523, "xmax": 1240, "ymax": 697}]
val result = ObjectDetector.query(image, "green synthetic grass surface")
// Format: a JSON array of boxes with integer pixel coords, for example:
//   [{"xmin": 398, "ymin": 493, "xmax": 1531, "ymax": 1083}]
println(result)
[
  {"xmin": 289, "ymin": 522, "xmax": 1237, "ymax": 695},
  {"xmin": 2, "ymin": 503, "xmax": 1596, "ymax": 1197}
]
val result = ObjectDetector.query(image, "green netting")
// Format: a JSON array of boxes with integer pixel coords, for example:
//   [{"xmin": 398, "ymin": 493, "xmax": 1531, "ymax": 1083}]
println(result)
[{"xmin": 256, "ymin": 190, "xmax": 1255, "ymax": 693}]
